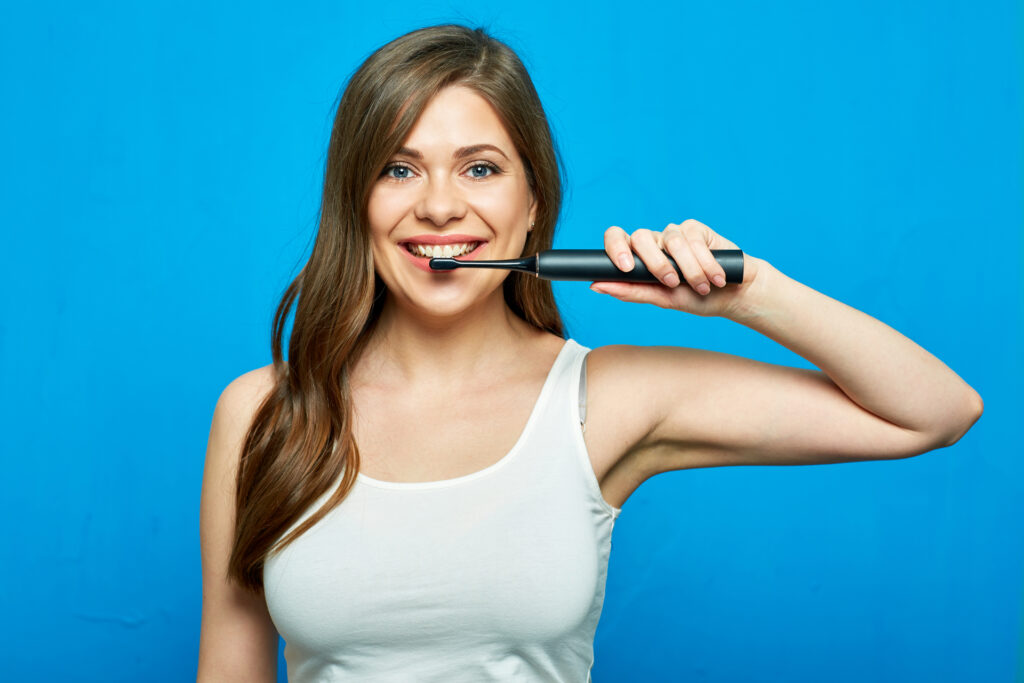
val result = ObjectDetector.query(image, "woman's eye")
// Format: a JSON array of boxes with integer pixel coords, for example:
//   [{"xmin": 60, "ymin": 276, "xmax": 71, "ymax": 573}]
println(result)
[
  {"xmin": 468, "ymin": 162, "xmax": 500, "ymax": 179},
  {"xmin": 382, "ymin": 164, "xmax": 413, "ymax": 180}
]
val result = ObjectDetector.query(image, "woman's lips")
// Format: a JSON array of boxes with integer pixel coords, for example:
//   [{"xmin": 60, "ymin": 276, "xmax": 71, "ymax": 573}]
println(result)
[{"xmin": 398, "ymin": 242, "xmax": 487, "ymax": 273}]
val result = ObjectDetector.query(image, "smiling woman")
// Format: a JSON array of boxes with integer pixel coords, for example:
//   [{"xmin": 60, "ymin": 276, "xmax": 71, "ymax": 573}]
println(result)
[
  {"xmin": 197, "ymin": 23, "xmax": 592, "ymax": 683},
  {"xmin": 366, "ymin": 85, "xmax": 539, "ymax": 316},
  {"xmin": 197, "ymin": 21, "xmax": 983, "ymax": 683}
]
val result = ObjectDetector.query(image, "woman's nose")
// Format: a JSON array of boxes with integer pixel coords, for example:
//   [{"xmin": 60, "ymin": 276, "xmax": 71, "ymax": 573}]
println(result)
[{"xmin": 414, "ymin": 174, "xmax": 467, "ymax": 226}]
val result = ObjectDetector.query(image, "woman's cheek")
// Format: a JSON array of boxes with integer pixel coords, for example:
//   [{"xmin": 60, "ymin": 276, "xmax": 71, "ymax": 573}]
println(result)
[{"xmin": 471, "ymin": 191, "xmax": 527, "ymax": 227}]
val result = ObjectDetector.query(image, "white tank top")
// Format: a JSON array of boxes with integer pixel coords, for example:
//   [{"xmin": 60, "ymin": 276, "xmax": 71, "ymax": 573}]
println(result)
[{"xmin": 263, "ymin": 338, "xmax": 622, "ymax": 682}]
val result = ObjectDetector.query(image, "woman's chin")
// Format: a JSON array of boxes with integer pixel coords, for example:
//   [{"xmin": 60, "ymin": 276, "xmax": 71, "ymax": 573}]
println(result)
[
  {"xmin": 403, "ymin": 285, "xmax": 500, "ymax": 320},
  {"xmin": 376, "ymin": 265, "xmax": 506, "ymax": 320}
]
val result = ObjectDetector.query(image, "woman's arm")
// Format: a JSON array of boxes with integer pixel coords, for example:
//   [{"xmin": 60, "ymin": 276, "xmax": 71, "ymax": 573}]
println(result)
[
  {"xmin": 727, "ymin": 258, "xmax": 982, "ymax": 441},
  {"xmin": 588, "ymin": 222, "xmax": 983, "ymax": 473},
  {"xmin": 197, "ymin": 368, "xmax": 280, "ymax": 682}
]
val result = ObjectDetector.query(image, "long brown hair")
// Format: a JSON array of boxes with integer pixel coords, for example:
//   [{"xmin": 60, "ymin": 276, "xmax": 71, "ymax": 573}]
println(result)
[{"xmin": 227, "ymin": 24, "xmax": 568, "ymax": 595}]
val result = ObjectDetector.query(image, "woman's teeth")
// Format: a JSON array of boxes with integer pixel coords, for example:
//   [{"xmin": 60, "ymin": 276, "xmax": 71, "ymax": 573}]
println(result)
[{"xmin": 405, "ymin": 241, "xmax": 480, "ymax": 258}]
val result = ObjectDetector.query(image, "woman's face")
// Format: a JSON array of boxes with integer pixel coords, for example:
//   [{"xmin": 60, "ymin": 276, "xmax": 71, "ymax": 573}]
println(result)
[{"xmin": 367, "ymin": 85, "xmax": 537, "ymax": 320}]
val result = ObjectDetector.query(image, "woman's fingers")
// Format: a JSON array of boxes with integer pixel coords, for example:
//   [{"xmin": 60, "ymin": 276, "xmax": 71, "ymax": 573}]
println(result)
[
  {"xmin": 659, "ymin": 224, "xmax": 705, "ymax": 293},
  {"xmin": 682, "ymin": 219, "xmax": 729, "ymax": 288},
  {"xmin": 594, "ymin": 219, "xmax": 746, "ymax": 318},
  {"xmin": 603, "ymin": 220, "xmax": 733, "ymax": 295},
  {"xmin": 631, "ymin": 228, "xmax": 680, "ymax": 287},
  {"xmin": 604, "ymin": 226, "xmax": 634, "ymax": 271}
]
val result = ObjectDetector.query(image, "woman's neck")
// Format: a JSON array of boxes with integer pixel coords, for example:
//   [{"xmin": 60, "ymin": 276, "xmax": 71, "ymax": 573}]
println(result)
[{"xmin": 354, "ymin": 290, "xmax": 543, "ymax": 388}]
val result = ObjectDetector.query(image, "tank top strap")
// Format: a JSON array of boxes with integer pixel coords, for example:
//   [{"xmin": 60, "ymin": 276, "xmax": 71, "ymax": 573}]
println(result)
[{"xmin": 578, "ymin": 344, "xmax": 589, "ymax": 433}]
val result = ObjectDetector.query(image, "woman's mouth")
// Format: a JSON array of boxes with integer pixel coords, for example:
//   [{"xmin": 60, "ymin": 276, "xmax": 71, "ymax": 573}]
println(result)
[
  {"xmin": 403, "ymin": 241, "xmax": 482, "ymax": 259},
  {"xmin": 398, "ymin": 240, "xmax": 487, "ymax": 273}
]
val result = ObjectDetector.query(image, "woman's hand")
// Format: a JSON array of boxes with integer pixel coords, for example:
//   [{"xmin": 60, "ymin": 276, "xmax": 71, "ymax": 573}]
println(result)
[{"xmin": 590, "ymin": 219, "xmax": 764, "ymax": 318}]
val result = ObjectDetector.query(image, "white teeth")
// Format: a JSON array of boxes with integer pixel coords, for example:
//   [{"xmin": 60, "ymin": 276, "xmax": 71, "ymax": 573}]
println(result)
[{"xmin": 405, "ymin": 241, "xmax": 479, "ymax": 258}]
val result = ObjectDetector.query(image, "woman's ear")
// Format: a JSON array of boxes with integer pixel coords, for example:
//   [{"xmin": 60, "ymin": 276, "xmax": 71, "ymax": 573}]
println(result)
[{"xmin": 528, "ymin": 191, "xmax": 537, "ymax": 231}]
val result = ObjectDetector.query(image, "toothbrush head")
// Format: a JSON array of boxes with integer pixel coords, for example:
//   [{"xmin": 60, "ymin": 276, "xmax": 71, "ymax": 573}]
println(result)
[{"xmin": 428, "ymin": 258, "xmax": 460, "ymax": 270}]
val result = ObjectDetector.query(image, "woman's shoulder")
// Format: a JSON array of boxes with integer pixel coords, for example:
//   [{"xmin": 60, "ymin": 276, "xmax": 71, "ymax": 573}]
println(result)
[
  {"xmin": 229, "ymin": 363, "xmax": 276, "ymax": 393},
  {"xmin": 584, "ymin": 341, "xmax": 701, "ymax": 366},
  {"xmin": 216, "ymin": 364, "xmax": 277, "ymax": 420},
  {"xmin": 580, "ymin": 341, "xmax": 649, "ymax": 368},
  {"xmin": 580, "ymin": 342, "xmax": 692, "ymax": 429}
]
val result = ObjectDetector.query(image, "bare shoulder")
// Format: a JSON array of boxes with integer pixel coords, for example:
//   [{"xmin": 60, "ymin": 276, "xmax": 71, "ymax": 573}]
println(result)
[
  {"xmin": 584, "ymin": 342, "xmax": 751, "ymax": 434},
  {"xmin": 583, "ymin": 342, "xmax": 793, "ymax": 464},
  {"xmin": 221, "ymin": 363, "xmax": 276, "ymax": 406},
  {"xmin": 213, "ymin": 364, "xmax": 278, "ymax": 429},
  {"xmin": 581, "ymin": 342, "xmax": 770, "ymax": 500},
  {"xmin": 581, "ymin": 344, "xmax": 669, "ymax": 478},
  {"xmin": 584, "ymin": 343, "xmax": 679, "ymax": 425}
]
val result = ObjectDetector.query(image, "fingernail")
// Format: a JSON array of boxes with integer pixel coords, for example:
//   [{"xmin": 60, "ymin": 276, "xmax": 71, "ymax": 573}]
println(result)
[
  {"xmin": 617, "ymin": 254, "xmax": 633, "ymax": 270},
  {"xmin": 697, "ymin": 283, "xmax": 711, "ymax": 295},
  {"xmin": 713, "ymin": 275, "xmax": 725, "ymax": 287},
  {"xmin": 663, "ymin": 273, "xmax": 680, "ymax": 287}
]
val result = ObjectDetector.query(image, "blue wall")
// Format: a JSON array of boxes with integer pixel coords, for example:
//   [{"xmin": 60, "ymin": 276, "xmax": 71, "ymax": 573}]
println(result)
[{"xmin": 2, "ymin": 1, "xmax": 1020, "ymax": 681}]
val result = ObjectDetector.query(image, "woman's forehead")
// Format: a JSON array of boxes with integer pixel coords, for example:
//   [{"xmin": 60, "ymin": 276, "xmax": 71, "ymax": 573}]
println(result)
[{"xmin": 398, "ymin": 86, "xmax": 514, "ymax": 154}]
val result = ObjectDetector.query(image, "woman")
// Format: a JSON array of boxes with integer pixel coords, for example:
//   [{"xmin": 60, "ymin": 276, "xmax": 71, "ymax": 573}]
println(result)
[{"xmin": 197, "ymin": 24, "xmax": 983, "ymax": 682}]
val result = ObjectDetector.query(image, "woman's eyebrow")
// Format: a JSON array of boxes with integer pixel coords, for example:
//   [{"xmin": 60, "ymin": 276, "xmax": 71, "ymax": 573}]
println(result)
[{"xmin": 396, "ymin": 144, "xmax": 510, "ymax": 161}]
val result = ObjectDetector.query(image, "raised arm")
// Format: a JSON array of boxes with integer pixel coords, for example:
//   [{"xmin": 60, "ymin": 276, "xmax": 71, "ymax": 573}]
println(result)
[{"xmin": 588, "ymin": 221, "xmax": 983, "ymax": 474}]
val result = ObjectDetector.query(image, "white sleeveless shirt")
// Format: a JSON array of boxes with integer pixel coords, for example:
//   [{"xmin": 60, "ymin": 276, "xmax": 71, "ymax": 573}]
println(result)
[{"xmin": 263, "ymin": 338, "xmax": 622, "ymax": 682}]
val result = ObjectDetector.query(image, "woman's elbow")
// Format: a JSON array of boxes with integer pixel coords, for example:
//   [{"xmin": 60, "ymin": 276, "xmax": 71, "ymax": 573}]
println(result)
[{"xmin": 942, "ymin": 391, "xmax": 984, "ymax": 448}]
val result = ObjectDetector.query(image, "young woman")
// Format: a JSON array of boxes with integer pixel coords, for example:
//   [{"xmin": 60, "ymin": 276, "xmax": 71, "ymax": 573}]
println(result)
[{"xmin": 197, "ymin": 23, "xmax": 983, "ymax": 682}]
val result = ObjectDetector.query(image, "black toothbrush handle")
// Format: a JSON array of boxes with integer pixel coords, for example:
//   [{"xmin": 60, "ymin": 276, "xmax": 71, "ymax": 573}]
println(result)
[{"xmin": 537, "ymin": 249, "xmax": 744, "ymax": 283}]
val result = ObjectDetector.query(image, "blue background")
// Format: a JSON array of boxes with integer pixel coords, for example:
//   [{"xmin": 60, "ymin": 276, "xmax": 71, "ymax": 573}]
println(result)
[{"xmin": 2, "ymin": 1, "xmax": 1020, "ymax": 681}]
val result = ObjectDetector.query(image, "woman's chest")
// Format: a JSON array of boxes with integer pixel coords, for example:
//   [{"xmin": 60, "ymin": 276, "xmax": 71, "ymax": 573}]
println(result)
[
  {"xmin": 350, "ymin": 375, "xmax": 639, "ymax": 509},
  {"xmin": 263, "ymin": 477, "xmax": 605, "ymax": 650},
  {"xmin": 351, "ymin": 383, "xmax": 541, "ymax": 483}
]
